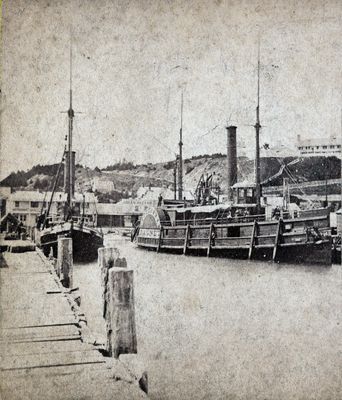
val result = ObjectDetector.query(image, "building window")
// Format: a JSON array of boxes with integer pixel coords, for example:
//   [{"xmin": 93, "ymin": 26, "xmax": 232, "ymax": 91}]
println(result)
[
  {"xmin": 322, "ymin": 146, "xmax": 327, "ymax": 149},
  {"xmin": 330, "ymin": 145, "xmax": 335, "ymax": 149},
  {"xmin": 31, "ymin": 201, "xmax": 39, "ymax": 208},
  {"xmin": 15, "ymin": 201, "xmax": 20, "ymax": 208},
  {"xmin": 15, "ymin": 214, "xmax": 26, "ymax": 223}
]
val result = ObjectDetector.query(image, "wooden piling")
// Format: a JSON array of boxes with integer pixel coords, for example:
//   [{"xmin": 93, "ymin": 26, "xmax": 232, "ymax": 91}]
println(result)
[
  {"xmin": 99, "ymin": 247, "xmax": 120, "ymax": 286},
  {"xmin": 99, "ymin": 247, "xmax": 137, "ymax": 358},
  {"xmin": 108, "ymin": 268, "xmax": 137, "ymax": 358},
  {"xmin": 57, "ymin": 237, "xmax": 73, "ymax": 288}
]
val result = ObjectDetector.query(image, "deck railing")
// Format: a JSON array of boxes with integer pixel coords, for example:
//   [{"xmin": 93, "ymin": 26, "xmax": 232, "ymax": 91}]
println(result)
[
  {"xmin": 138, "ymin": 214, "xmax": 331, "ymax": 264},
  {"xmin": 171, "ymin": 213, "xmax": 266, "ymax": 226},
  {"xmin": 46, "ymin": 215, "xmax": 96, "ymax": 227}
]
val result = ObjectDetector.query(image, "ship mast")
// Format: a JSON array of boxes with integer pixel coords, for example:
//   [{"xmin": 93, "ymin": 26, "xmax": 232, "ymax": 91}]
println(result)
[
  {"xmin": 254, "ymin": 39, "xmax": 262, "ymax": 213},
  {"xmin": 178, "ymin": 91, "xmax": 184, "ymax": 201},
  {"xmin": 67, "ymin": 34, "xmax": 75, "ymax": 213}
]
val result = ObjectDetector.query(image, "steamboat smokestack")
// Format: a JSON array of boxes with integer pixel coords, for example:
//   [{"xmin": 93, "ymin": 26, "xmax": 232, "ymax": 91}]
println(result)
[
  {"xmin": 64, "ymin": 151, "xmax": 76, "ymax": 197},
  {"xmin": 226, "ymin": 126, "xmax": 237, "ymax": 202}
]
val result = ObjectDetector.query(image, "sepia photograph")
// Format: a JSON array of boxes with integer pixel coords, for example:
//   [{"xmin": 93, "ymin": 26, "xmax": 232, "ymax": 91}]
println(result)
[{"xmin": 0, "ymin": 1, "xmax": 341, "ymax": 399}]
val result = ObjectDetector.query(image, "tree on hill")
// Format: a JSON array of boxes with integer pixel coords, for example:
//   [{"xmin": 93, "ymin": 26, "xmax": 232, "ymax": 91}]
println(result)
[
  {"xmin": 33, "ymin": 178, "xmax": 49, "ymax": 190},
  {"xmin": 0, "ymin": 171, "xmax": 27, "ymax": 187}
]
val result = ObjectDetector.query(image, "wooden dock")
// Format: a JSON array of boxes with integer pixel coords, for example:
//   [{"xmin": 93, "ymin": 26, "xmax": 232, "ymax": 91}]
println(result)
[{"xmin": 0, "ymin": 244, "xmax": 147, "ymax": 400}]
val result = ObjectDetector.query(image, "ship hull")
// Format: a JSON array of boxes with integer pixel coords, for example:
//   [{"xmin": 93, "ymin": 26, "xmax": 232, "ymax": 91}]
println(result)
[
  {"xmin": 137, "ymin": 237, "xmax": 332, "ymax": 266},
  {"xmin": 37, "ymin": 223, "xmax": 103, "ymax": 262},
  {"xmin": 136, "ymin": 208, "xmax": 332, "ymax": 266}
]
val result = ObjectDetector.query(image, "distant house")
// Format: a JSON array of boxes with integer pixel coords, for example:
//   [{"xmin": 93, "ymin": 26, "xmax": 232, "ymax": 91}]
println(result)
[
  {"xmin": 297, "ymin": 135, "xmax": 341, "ymax": 158},
  {"xmin": 96, "ymin": 186, "xmax": 196, "ymax": 229},
  {"xmin": 92, "ymin": 177, "xmax": 114, "ymax": 193},
  {"xmin": 96, "ymin": 202, "xmax": 140, "ymax": 229},
  {"xmin": 6, "ymin": 191, "xmax": 98, "ymax": 228}
]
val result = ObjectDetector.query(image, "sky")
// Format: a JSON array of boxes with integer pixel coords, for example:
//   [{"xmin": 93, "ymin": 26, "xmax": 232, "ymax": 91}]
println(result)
[{"xmin": 0, "ymin": 0, "xmax": 341, "ymax": 179}]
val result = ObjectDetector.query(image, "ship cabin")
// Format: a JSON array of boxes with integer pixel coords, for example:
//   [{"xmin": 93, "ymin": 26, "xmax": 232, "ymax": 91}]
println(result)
[{"xmin": 232, "ymin": 181, "xmax": 259, "ymax": 205}]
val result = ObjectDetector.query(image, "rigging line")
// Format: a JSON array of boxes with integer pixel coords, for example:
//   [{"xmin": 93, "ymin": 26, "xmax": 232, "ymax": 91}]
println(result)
[
  {"xmin": 283, "ymin": 164, "xmax": 298, "ymax": 183},
  {"xmin": 274, "ymin": 157, "xmax": 312, "ymax": 203},
  {"xmin": 198, "ymin": 124, "xmax": 221, "ymax": 138},
  {"xmin": 151, "ymin": 135, "xmax": 177, "ymax": 157}
]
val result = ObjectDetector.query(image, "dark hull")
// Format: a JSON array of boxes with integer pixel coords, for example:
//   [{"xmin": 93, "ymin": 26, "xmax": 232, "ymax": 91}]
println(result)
[
  {"xmin": 39, "ymin": 226, "xmax": 103, "ymax": 262},
  {"xmin": 332, "ymin": 248, "xmax": 341, "ymax": 264},
  {"xmin": 138, "ymin": 240, "xmax": 332, "ymax": 266}
]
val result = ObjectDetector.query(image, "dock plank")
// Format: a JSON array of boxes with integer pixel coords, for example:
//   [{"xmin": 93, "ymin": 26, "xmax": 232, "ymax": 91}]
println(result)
[
  {"xmin": 0, "ymin": 250, "xmax": 148, "ymax": 400},
  {"xmin": 1, "ymin": 350, "xmax": 106, "ymax": 370}
]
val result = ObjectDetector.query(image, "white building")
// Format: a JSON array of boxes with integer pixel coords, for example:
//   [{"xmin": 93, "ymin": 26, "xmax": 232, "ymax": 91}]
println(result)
[
  {"xmin": 297, "ymin": 135, "xmax": 341, "ymax": 158},
  {"xmin": 96, "ymin": 201, "xmax": 141, "ymax": 229},
  {"xmin": 6, "ymin": 190, "xmax": 98, "ymax": 228}
]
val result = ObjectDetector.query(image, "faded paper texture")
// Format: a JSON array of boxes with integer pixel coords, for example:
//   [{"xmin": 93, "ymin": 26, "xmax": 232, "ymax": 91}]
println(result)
[{"xmin": 0, "ymin": 1, "xmax": 342, "ymax": 399}]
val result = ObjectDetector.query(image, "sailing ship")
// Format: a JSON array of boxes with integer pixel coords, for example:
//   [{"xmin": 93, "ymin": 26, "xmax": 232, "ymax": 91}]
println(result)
[
  {"xmin": 134, "ymin": 47, "xmax": 332, "ymax": 266},
  {"xmin": 35, "ymin": 39, "xmax": 103, "ymax": 261}
]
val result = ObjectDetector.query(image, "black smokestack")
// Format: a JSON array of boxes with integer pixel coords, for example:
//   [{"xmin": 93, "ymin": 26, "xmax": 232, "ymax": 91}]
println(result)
[
  {"xmin": 64, "ymin": 151, "xmax": 76, "ymax": 196},
  {"xmin": 226, "ymin": 126, "xmax": 237, "ymax": 202}
]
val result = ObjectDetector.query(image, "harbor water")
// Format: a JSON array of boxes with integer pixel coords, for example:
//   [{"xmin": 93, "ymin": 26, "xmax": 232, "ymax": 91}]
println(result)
[{"xmin": 74, "ymin": 234, "xmax": 342, "ymax": 400}]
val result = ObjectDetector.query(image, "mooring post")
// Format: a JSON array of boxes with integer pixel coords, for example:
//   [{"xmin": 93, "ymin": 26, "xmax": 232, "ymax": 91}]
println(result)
[
  {"xmin": 57, "ymin": 237, "xmax": 73, "ymax": 288},
  {"xmin": 98, "ymin": 247, "xmax": 137, "ymax": 358}
]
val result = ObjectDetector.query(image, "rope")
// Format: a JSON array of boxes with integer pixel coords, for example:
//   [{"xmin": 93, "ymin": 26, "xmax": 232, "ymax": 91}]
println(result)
[{"xmin": 274, "ymin": 157, "xmax": 313, "ymax": 204}]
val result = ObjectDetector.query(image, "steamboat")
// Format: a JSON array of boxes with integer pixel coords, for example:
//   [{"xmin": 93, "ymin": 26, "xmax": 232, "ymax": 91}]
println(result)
[
  {"xmin": 134, "ymin": 178, "xmax": 332, "ymax": 266},
  {"xmin": 134, "ymin": 49, "xmax": 333, "ymax": 266}
]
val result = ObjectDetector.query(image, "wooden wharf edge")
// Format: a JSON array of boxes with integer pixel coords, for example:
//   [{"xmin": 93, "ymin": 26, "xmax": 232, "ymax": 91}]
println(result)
[{"xmin": 0, "ymin": 245, "xmax": 148, "ymax": 400}]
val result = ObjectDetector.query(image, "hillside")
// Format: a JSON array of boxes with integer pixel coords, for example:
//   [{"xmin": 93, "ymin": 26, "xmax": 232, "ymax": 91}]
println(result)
[{"xmin": 1, "ymin": 155, "xmax": 340, "ymax": 200}]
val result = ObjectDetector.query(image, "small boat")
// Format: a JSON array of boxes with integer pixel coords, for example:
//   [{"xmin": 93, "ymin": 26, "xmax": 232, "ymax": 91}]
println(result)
[
  {"xmin": 35, "ymin": 38, "xmax": 103, "ymax": 261},
  {"xmin": 36, "ymin": 216, "xmax": 103, "ymax": 261}
]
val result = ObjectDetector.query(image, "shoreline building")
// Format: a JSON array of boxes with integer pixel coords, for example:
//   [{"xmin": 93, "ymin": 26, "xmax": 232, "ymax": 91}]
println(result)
[
  {"xmin": 297, "ymin": 135, "xmax": 341, "ymax": 158},
  {"xmin": 6, "ymin": 190, "xmax": 98, "ymax": 228}
]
